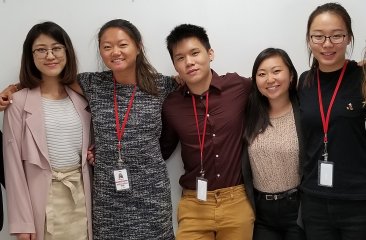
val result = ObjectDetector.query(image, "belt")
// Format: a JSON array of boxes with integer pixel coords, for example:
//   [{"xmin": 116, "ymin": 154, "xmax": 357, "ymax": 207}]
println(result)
[{"xmin": 255, "ymin": 188, "xmax": 298, "ymax": 201}]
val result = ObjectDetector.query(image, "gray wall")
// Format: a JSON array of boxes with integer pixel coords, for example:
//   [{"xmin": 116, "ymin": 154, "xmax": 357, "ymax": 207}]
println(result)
[{"xmin": 1, "ymin": 0, "xmax": 365, "ymax": 239}]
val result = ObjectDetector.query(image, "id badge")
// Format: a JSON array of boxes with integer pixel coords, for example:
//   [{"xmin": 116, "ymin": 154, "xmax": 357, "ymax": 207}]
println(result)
[
  {"xmin": 318, "ymin": 160, "xmax": 334, "ymax": 187},
  {"xmin": 196, "ymin": 177, "xmax": 208, "ymax": 201},
  {"xmin": 113, "ymin": 168, "xmax": 130, "ymax": 191}
]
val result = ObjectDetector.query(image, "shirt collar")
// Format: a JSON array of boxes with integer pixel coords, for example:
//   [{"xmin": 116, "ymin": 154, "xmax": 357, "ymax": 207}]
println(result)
[{"xmin": 181, "ymin": 69, "xmax": 223, "ymax": 97}]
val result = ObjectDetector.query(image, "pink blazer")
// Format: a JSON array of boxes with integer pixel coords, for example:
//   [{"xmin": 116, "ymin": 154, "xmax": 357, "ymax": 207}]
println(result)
[{"xmin": 3, "ymin": 86, "xmax": 93, "ymax": 240}]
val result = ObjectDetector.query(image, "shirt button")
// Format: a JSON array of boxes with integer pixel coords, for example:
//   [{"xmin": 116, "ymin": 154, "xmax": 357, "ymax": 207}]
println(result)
[
  {"xmin": 212, "ymin": 133, "xmax": 216, "ymax": 137},
  {"xmin": 216, "ymin": 154, "xmax": 219, "ymax": 158},
  {"xmin": 207, "ymin": 114, "xmax": 210, "ymax": 117},
  {"xmin": 200, "ymin": 96, "xmax": 203, "ymax": 100},
  {"xmin": 217, "ymin": 173, "xmax": 221, "ymax": 178}
]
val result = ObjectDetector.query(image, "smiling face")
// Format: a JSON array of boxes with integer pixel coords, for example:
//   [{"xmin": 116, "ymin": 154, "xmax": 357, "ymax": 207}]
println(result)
[
  {"xmin": 255, "ymin": 55, "xmax": 292, "ymax": 103},
  {"xmin": 99, "ymin": 27, "xmax": 140, "ymax": 75},
  {"xmin": 172, "ymin": 37, "xmax": 214, "ymax": 94},
  {"xmin": 308, "ymin": 12, "xmax": 351, "ymax": 72},
  {"xmin": 32, "ymin": 34, "xmax": 66, "ymax": 80}
]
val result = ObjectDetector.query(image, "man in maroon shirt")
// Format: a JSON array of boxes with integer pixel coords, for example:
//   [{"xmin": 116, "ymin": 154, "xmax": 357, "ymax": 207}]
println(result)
[{"xmin": 160, "ymin": 24, "xmax": 254, "ymax": 240}]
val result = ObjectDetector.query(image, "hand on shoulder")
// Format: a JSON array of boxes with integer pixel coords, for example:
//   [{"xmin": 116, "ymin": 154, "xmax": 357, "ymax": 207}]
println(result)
[{"xmin": 0, "ymin": 84, "xmax": 18, "ymax": 111}]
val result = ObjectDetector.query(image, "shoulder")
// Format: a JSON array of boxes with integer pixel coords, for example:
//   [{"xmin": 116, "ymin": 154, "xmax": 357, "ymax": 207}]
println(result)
[
  {"xmin": 346, "ymin": 60, "xmax": 363, "ymax": 76},
  {"xmin": 157, "ymin": 74, "xmax": 173, "ymax": 81},
  {"xmin": 155, "ymin": 74, "xmax": 172, "ymax": 86},
  {"xmin": 77, "ymin": 71, "xmax": 112, "ymax": 94},
  {"xmin": 213, "ymin": 71, "xmax": 252, "ymax": 95},
  {"xmin": 164, "ymin": 86, "xmax": 182, "ymax": 101},
  {"xmin": 5, "ymin": 88, "xmax": 31, "ymax": 114},
  {"xmin": 155, "ymin": 74, "xmax": 179, "ymax": 97},
  {"xmin": 78, "ymin": 71, "xmax": 112, "ymax": 82},
  {"xmin": 11, "ymin": 88, "xmax": 30, "ymax": 106},
  {"xmin": 298, "ymin": 70, "xmax": 311, "ymax": 89},
  {"xmin": 220, "ymin": 72, "xmax": 251, "ymax": 86},
  {"xmin": 162, "ymin": 85, "xmax": 185, "ymax": 112},
  {"xmin": 299, "ymin": 70, "xmax": 310, "ymax": 81},
  {"xmin": 219, "ymin": 72, "xmax": 249, "ymax": 81}
]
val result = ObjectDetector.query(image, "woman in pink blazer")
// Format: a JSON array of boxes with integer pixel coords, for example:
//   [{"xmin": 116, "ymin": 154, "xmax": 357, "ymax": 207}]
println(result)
[{"xmin": 3, "ymin": 22, "xmax": 92, "ymax": 240}]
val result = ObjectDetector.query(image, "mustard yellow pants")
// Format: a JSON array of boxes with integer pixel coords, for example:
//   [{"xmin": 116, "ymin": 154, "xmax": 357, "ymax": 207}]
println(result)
[{"xmin": 176, "ymin": 185, "xmax": 255, "ymax": 240}]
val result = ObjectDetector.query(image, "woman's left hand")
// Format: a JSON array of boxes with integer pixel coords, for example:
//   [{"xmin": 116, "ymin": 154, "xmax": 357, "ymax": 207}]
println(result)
[{"xmin": 87, "ymin": 144, "xmax": 95, "ymax": 166}]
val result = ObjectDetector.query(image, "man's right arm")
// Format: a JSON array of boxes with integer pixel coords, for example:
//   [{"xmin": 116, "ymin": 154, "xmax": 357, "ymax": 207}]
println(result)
[{"xmin": 159, "ymin": 107, "xmax": 180, "ymax": 160}]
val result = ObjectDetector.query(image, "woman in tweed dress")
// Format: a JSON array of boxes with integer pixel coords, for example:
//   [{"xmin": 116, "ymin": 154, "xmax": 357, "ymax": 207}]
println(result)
[{"xmin": 70, "ymin": 19, "xmax": 175, "ymax": 240}]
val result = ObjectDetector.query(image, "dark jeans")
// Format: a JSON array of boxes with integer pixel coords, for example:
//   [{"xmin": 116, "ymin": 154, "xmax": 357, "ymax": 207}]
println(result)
[
  {"xmin": 301, "ymin": 193, "xmax": 366, "ymax": 240},
  {"xmin": 253, "ymin": 190, "xmax": 305, "ymax": 240}
]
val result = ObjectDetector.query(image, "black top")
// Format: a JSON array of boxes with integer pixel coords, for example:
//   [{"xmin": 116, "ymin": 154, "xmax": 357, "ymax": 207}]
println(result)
[{"xmin": 298, "ymin": 60, "xmax": 366, "ymax": 200}]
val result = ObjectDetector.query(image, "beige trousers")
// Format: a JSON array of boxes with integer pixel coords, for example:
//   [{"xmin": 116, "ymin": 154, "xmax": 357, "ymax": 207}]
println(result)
[{"xmin": 44, "ymin": 167, "xmax": 88, "ymax": 240}]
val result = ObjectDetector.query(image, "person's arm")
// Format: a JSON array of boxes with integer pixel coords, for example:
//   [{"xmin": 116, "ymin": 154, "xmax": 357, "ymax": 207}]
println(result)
[
  {"xmin": 160, "ymin": 75, "xmax": 181, "ymax": 99},
  {"xmin": 0, "ymin": 84, "xmax": 18, "ymax": 111},
  {"xmin": 15, "ymin": 233, "xmax": 36, "ymax": 240},
  {"xmin": 159, "ymin": 109, "xmax": 180, "ymax": 160},
  {"xmin": 3, "ymin": 96, "xmax": 36, "ymax": 235},
  {"xmin": 357, "ymin": 59, "xmax": 366, "ymax": 67}
]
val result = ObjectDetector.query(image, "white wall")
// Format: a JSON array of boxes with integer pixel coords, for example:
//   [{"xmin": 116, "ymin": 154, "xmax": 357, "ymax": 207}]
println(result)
[{"xmin": 1, "ymin": 0, "xmax": 365, "ymax": 239}]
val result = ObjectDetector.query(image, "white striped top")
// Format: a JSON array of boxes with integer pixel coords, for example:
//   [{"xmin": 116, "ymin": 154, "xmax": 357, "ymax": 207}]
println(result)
[{"xmin": 42, "ymin": 96, "xmax": 83, "ymax": 170}]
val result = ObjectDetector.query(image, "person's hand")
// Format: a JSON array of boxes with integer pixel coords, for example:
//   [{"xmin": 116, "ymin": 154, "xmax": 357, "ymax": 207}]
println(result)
[
  {"xmin": 0, "ymin": 84, "xmax": 18, "ymax": 111},
  {"xmin": 173, "ymin": 75, "xmax": 185, "ymax": 86},
  {"xmin": 16, "ymin": 233, "xmax": 36, "ymax": 240},
  {"xmin": 357, "ymin": 60, "xmax": 366, "ymax": 67},
  {"xmin": 87, "ymin": 144, "xmax": 95, "ymax": 166}
]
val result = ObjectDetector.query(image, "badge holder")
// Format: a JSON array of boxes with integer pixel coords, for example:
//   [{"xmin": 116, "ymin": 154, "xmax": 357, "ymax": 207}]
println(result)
[
  {"xmin": 196, "ymin": 170, "xmax": 208, "ymax": 201},
  {"xmin": 318, "ymin": 145, "xmax": 334, "ymax": 188},
  {"xmin": 318, "ymin": 160, "xmax": 334, "ymax": 187},
  {"xmin": 113, "ymin": 148, "xmax": 131, "ymax": 191}
]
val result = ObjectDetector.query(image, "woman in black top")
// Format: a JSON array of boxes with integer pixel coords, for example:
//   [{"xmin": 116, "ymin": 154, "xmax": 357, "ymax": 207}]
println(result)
[{"xmin": 298, "ymin": 3, "xmax": 366, "ymax": 240}]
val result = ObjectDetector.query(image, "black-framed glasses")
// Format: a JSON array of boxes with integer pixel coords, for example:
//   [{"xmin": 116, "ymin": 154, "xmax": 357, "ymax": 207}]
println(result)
[
  {"xmin": 310, "ymin": 34, "xmax": 347, "ymax": 44},
  {"xmin": 32, "ymin": 46, "xmax": 65, "ymax": 58}
]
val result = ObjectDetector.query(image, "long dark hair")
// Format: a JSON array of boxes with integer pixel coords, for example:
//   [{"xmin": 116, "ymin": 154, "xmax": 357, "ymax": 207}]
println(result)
[
  {"xmin": 98, "ymin": 19, "xmax": 159, "ymax": 95},
  {"xmin": 19, "ymin": 21, "xmax": 77, "ymax": 89},
  {"xmin": 244, "ymin": 48, "xmax": 298, "ymax": 144},
  {"xmin": 304, "ymin": 2, "xmax": 354, "ymax": 87}
]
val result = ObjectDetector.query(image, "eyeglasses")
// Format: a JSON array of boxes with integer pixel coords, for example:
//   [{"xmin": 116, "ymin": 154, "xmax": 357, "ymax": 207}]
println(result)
[
  {"xmin": 32, "ymin": 46, "xmax": 66, "ymax": 59},
  {"xmin": 310, "ymin": 34, "xmax": 347, "ymax": 44}
]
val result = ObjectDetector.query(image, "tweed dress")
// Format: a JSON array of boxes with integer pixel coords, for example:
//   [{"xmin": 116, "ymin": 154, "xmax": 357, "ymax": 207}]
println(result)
[{"xmin": 78, "ymin": 71, "xmax": 175, "ymax": 240}]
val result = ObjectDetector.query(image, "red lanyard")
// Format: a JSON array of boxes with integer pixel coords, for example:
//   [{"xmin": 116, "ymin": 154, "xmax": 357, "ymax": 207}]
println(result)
[
  {"xmin": 317, "ymin": 60, "xmax": 348, "ymax": 159},
  {"xmin": 113, "ymin": 77, "xmax": 137, "ymax": 156},
  {"xmin": 192, "ymin": 92, "xmax": 209, "ymax": 177}
]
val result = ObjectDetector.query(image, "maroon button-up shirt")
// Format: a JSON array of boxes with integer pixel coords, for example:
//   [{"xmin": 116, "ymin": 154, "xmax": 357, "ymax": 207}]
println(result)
[{"xmin": 160, "ymin": 70, "xmax": 251, "ymax": 190}]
